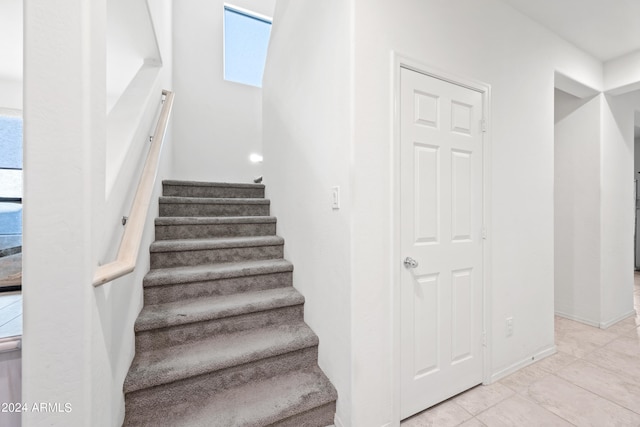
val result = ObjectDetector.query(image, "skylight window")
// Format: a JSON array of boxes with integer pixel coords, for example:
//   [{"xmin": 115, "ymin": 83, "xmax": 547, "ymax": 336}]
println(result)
[{"xmin": 223, "ymin": 5, "xmax": 272, "ymax": 88}]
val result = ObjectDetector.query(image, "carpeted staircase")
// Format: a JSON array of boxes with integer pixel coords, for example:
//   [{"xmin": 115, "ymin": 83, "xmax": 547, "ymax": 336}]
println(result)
[{"xmin": 123, "ymin": 180, "xmax": 337, "ymax": 426}]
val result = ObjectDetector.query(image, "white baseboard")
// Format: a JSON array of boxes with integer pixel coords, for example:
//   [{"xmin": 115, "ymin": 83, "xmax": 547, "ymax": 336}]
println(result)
[
  {"xmin": 556, "ymin": 309, "xmax": 637, "ymax": 330},
  {"xmin": 490, "ymin": 345, "xmax": 556, "ymax": 383},
  {"xmin": 600, "ymin": 310, "xmax": 637, "ymax": 329},
  {"xmin": 332, "ymin": 414, "xmax": 391, "ymax": 427},
  {"xmin": 554, "ymin": 310, "xmax": 600, "ymax": 327}
]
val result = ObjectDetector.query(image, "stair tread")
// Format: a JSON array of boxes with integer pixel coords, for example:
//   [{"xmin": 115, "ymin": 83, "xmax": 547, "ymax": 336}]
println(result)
[
  {"xmin": 125, "ymin": 321, "xmax": 318, "ymax": 393},
  {"xmin": 128, "ymin": 180, "xmax": 336, "ymax": 425},
  {"xmin": 150, "ymin": 235, "xmax": 284, "ymax": 253},
  {"xmin": 155, "ymin": 216, "xmax": 276, "ymax": 225},
  {"xmin": 125, "ymin": 365, "xmax": 336, "ymax": 427},
  {"xmin": 144, "ymin": 259, "xmax": 294, "ymax": 287},
  {"xmin": 163, "ymin": 180, "xmax": 265, "ymax": 190},
  {"xmin": 136, "ymin": 287, "xmax": 304, "ymax": 332},
  {"xmin": 159, "ymin": 196, "xmax": 269, "ymax": 205}
]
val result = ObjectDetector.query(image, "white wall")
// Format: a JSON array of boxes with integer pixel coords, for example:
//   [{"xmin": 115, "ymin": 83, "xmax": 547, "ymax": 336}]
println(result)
[
  {"xmin": 0, "ymin": 0, "xmax": 22, "ymax": 110},
  {"xmin": 107, "ymin": 0, "xmax": 162, "ymax": 112},
  {"xmin": 636, "ymin": 136, "xmax": 640, "ymax": 268},
  {"xmin": 635, "ymin": 137, "xmax": 640, "ymax": 179},
  {"xmin": 106, "ymin": 0, "xmax": 164, "ymax": 196},
  {"xmin": 94, "ymin": 1, "xmax": 174, "ymax": 424},
  {"xmin": 172, "ymin": 0, "xmax": 275, "ymax": 183},
  {"xmin": 265, "ymin": 0, "xmax": 604, "ymax": 425},
  {"xmin": 604, "ymin": 50, "xmax": 640, "ymax": 95},
  {"xmin": 348, "ymin": 1, "xmax": 603, "ymax": 425},
  {"xmin": 600, "ymin": 92, "xmax": 637, "ymax": 325},
  {"xmin": 0, "ymin": 80, "xmax": 22, "ymax": 112},
  {"xmin": 262, "ymin": 1, "xmax": 353, "ymax": 424},
  {"xmin": 23, "ymin": 0, "xmax": 173, "ymax": 425},
  {"xmin": 23, "ymin": 1, "xmax": 107, "ymax": 425},
  {"xmin": 554, "ymin": 89, "xmax": 602, "ymax": 324}
]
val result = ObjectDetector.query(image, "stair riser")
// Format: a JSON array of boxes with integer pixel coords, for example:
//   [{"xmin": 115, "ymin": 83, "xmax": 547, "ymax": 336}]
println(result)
[
  {"xmin": 135, "ymin": 305, "xmax": 304, "ymax": 352},
  {"xmin": 150, "ymin": 245, "xmax": 284, "ymax": 269},
  {"xmin": 124, "ymin": 347, "xmax": 318, "ymax": 426},
  {"xmin": 155, "ymin": 222, "xmax": 276, "ymax": 240},
  {"xmin": 126, "ymin": 180, "xmax": 338, "ymax": 425},
  {"xmin": 273, "ymin": 402, "xmax": 337, "ymax": 427},
  {"xmin": 144, "ymin": 272, "xmax": 293, "ymax": 305},
  {"xmin": 163, "ymin": 184, "xmax": 264, "ymax": 199},
  {"xmin": 159, "ymin": 203, "xmax": 269, "ymax": 217}
]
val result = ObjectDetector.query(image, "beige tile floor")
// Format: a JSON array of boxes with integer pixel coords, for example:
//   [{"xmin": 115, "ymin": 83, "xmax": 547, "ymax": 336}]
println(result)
[{"xmin": 402, "ymin": 273, "xmax": 640, "ymax": 427}]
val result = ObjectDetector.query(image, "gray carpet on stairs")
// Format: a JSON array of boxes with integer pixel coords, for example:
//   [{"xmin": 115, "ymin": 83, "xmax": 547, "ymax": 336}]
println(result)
[{"xmin": 123, "ymin": 180, "xmax": 337, "ymax": 426}]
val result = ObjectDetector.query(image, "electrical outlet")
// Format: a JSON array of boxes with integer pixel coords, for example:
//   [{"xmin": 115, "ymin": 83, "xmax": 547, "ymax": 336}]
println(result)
[{"xmin": 506, "ymin": 317, "xmax": 514, "ymax": 337}]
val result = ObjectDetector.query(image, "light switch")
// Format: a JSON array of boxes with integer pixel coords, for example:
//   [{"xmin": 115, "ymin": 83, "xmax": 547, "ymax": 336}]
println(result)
[{"xmin": 331, "ymin": 186, "xmax": 340, "ymax": 210}]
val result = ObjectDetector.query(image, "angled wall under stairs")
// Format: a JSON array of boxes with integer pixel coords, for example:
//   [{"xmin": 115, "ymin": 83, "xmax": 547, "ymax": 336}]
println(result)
[{"xmin": 123, "ymin": 180, "xmax": 337, "ymax": 427}]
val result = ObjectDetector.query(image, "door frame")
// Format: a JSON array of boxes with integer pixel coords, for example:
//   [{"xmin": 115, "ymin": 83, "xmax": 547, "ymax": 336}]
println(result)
[{"xmin": 391, "ymin": 53, "xmax": 493, "ymax": 424}]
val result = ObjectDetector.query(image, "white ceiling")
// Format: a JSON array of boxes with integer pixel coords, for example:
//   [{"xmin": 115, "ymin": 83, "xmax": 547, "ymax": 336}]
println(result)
[{"xmin": 501, "ymin": 0, "xmax": 640, "ymax": 62}]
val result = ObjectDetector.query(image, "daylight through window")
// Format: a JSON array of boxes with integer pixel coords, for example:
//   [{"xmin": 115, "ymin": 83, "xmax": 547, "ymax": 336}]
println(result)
[{"xmin": 223, "ymin": 6, "xmax": 272, "ymax": 88}]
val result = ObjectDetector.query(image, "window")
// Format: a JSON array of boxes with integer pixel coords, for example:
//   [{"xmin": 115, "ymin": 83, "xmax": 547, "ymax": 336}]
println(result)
[
  {"xmin": 0, "ymin": 112, "xmax": 22, "ymax": 200},
  {"xmin": 223, "ymin": 5, "xmax": 272, "ymax": 88},
  {"xmin": 0, "ymin": 112, "xmax": 22, "ymax": 238}
]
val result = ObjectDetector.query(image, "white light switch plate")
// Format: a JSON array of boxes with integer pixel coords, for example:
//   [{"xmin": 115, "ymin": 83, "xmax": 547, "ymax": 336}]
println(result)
[{"xmin": 331, "ymin": 186, "xmax": 340, "ymax": 210}]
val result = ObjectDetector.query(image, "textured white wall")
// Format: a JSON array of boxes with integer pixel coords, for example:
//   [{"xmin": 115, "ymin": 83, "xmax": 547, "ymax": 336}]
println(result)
[
  {"xmin": 172, "ymin": 0, "xmax": 276, "ymax": 183},
  {"xmin": 554, "ymin": 89, "xmax": 602, "ymax": 324},
  {"xmin": 262, "ymin": 0, "xmax": 353, "ymax": 424}
]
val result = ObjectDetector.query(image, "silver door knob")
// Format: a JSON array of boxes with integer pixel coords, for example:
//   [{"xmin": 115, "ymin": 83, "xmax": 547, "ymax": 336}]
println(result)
[{"xmin": 404, "ymin": 257, "xmax": 419, "ymax": 269}]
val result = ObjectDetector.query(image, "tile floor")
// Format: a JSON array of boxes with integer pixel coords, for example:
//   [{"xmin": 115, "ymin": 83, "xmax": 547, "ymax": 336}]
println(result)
[
  {"xmin": 401, "ymin": 273, "xmax": 640, "ymax": 427},
  {"xmin": 1, "ymin": 272, "xmax": 639, "ymax": 425}
]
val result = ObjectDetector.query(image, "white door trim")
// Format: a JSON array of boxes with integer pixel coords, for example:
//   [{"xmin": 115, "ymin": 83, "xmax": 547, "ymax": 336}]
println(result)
[{"xmin": 390, "ymin": 52, "xmax": 493, "ymax": 424}]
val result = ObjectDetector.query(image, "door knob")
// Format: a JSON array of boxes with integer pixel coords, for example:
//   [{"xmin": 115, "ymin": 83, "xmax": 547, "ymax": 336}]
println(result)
[{"xmin": 403, "ymin": 257, "xmax": 419, "ymax": 269}]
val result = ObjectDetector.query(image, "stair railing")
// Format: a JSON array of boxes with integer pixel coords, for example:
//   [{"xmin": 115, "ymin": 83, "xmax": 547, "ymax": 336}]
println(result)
[{"xmin": 93, "ymin": 89, "xmax": 175, "ymax": 287}]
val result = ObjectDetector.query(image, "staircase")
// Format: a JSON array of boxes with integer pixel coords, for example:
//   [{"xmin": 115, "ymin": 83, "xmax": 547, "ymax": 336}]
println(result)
[{"xmin": 123, "ymin": 180, "xmax": 337, "ymax": 427}]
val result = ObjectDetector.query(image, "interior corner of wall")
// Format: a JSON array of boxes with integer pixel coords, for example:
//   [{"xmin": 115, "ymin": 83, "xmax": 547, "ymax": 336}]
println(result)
[
  {"xmin": 554, "ymin": 71, "xmax": 600, "ymax": 99},
  {"xmin": 144, "ymin": 0, "xmax": 163, "ymax": 66},
  {"xmin": 603, "ymin": 50, "xmax": 640, "ymax": 96}
]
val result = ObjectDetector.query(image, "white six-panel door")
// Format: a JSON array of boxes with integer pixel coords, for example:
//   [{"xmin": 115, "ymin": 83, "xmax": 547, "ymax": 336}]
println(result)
[{"xmin": 400, "ymin": 67, "xmax": 484, "ymax": 419}]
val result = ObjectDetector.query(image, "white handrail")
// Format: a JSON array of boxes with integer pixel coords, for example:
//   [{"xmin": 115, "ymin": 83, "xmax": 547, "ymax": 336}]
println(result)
[{"xmin": 93, "ymin": 89, "xmax": 175, "ymax": 287}]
